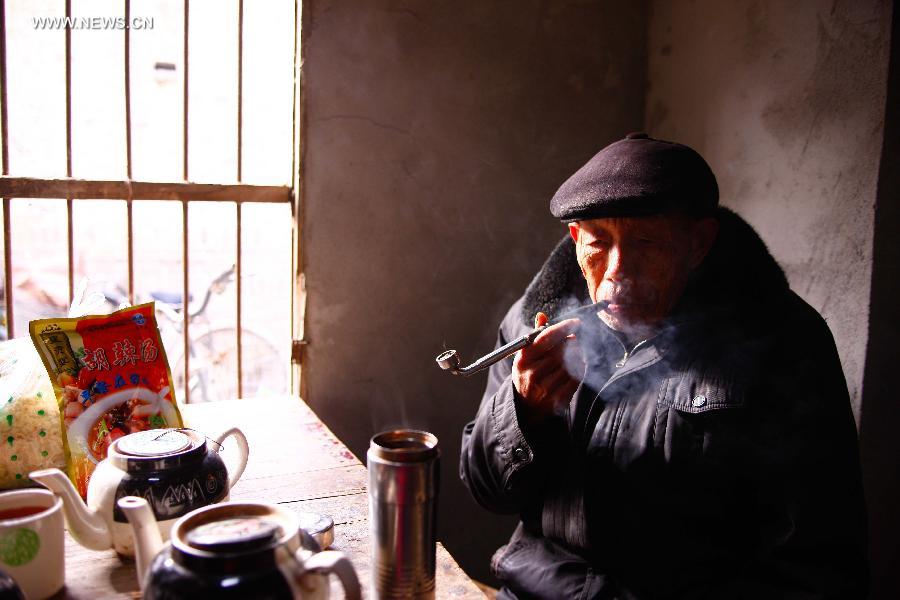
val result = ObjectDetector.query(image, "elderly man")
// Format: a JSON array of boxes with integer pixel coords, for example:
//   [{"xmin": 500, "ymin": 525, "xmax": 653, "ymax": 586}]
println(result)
[{"xmin": 460, "ymin": 133, "xmax": 867, "ymax": 599}]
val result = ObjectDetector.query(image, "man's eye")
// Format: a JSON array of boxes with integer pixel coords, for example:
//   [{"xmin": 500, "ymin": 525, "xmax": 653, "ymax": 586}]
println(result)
[{"xmin": 636, "ymin": 237, "xmax": 662, "ymax": 246}]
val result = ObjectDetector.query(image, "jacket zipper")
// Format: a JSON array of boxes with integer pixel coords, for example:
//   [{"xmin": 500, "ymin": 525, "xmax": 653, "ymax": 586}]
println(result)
[
  {"xmin": 615, "ymin": 339, "xmax": 648, "ymax": 368},
  {"xmin": 581, "ymin": 337, "xmax": 663, "ymax": 448}
]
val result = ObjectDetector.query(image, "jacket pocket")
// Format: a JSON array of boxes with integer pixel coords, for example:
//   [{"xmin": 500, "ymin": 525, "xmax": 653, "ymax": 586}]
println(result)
[
  {"xmin": 655, "ymin": 372, "xmax": 747, "ymax": 463},
  {"xmin": 659, "ymin": 372, "xmax": 746, "ymax": 414},
  {"xmin": 492, "ymin": 524, "xmax": 601, "ymax": 599},
  {"xmin": 653, "ymin": 373, "xmax": 750, "ymax": 518}
]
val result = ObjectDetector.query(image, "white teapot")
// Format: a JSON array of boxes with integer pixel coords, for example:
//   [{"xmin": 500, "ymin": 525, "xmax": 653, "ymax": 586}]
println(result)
[
  {"xmin": 118, "ymin": 496, "xmax": 361, "ymax": 599},
  {"xmin": 31, "ymin": 427, "xmax": 248, "ymax": 556}
]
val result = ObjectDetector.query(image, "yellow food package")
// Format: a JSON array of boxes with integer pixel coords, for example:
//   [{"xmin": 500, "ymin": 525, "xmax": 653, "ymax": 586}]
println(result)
[{"xmin": 30, "ymin": 303, "xmax": 183, "ymax": 498}]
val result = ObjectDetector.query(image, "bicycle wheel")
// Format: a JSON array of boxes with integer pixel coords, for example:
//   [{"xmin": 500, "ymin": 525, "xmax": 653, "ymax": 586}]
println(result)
[{"xmin": 173, "ymin": 328, "xmax": 287, "ymax": 403}]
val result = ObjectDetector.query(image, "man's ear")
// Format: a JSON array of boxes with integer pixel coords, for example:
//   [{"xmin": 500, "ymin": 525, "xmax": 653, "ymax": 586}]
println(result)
[
  {"xmin": 689, "ymin": 217, "xmax": 719, "ymax": 269},
  {"xmin": 568, "ymin": 222, "xmax": 580, "ymax": 243}
]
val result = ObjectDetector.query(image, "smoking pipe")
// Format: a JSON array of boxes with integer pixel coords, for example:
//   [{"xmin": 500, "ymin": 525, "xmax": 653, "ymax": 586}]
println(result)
[{"xmin": 436, "ymin": 300, "xmax": 609, "ymax": 377}]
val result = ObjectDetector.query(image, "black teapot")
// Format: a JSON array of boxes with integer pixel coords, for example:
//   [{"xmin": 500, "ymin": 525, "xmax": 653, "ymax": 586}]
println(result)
[
  {"xmin": 32, "ymin": 427, "xmax": 249, "ymax": 557},
  {"xmin": 118, "ymin": 496, "xmax": 361, "ymax": 600},
  {"xmin": 0, "ymin": 567, "xmax": 24, "ymax": 600}
]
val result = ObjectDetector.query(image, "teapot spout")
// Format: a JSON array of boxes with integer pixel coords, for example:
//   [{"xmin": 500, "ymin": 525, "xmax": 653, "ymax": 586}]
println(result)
[
  {"xmin": 30, "ymin": 468, "xmax": 112, "ymax": 550},
  {"xmin": 118, "ymin": 496, "xmax": 163, "ymax": 592}
]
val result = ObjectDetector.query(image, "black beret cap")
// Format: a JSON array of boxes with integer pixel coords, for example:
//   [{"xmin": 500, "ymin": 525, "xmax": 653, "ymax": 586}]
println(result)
[{"xmin": 550, "ymin": 132, "xmax": 718, "ymax": 221}]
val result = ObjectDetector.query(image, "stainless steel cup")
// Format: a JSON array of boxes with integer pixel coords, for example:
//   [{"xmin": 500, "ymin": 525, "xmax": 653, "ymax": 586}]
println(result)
[{"xmin": 368, "ymin": 429, "xmax": 440, "ymax": 600}]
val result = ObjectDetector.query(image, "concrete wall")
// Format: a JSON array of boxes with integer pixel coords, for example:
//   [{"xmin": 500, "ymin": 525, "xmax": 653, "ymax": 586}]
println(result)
[
  {"xmin": 646, "ymin": 0, "xmax": 891, "ymax": 418},
  {"xmin": 646, "ymin": 1, "xmax": 895, "ymax": 595},
  {"xmin": 299, "ymin": 0, "xmax": 647, "ymax": 583}
]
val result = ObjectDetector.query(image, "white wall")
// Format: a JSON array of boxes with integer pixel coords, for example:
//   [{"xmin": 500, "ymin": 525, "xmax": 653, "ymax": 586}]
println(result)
[{"xmin": 646, "ymin": 0, "xmax": 891, "ymax": 417}]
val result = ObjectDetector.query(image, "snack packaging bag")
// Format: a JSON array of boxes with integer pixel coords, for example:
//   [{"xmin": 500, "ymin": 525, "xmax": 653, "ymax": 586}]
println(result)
[
  {"xmin": 0, "ymin": 338, "xmax": 66, "ymax": 488},
  {"xmin": 29, "ymin": 303, "xmax": 183, "ymax": 497}
]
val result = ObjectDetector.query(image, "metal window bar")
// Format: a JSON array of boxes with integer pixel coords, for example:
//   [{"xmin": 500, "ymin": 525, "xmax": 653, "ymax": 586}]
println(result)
[
  {"xmin": 0, "ymin": 0, "xmax": 295, "ymax": 403},
  {"xmin": 182, "ymin": 0, "xmax": 190, "ymax": 403},
  {"xmin": 290, "ymin": 0, "xmax": 304, "ymax": 397},
  {"xmin": 124, "ymin": 0, "xmax": 135, "ymax": 305},
  {"xmin": 1, "ymin": 0, "xmax": 11, "ymax": 339},
  {"xmin": 236, "ymin": 0, "xmax": 244, "ymax": 398},
  {"xmin": 65, "ymin": 0, "xmax": 74, "ymax": 305},
  {"xmin": 0, "ymin": 179, "xmax": 290, "ymax": 201}
]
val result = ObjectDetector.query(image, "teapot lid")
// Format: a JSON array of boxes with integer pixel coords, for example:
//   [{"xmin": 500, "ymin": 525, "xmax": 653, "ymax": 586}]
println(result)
[
  {"xmin": 185, "ymin": 517, "xmax": 281, "ymax": 554},
  {"xmin": 118, "ymin": 429, "xmax": 193, "ymax": 457}
]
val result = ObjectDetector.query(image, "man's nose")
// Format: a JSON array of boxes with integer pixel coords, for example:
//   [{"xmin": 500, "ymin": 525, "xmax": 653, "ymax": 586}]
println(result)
[{"xmin": 605, "ymin": 244, "xmax": 636, "ymax": 282}]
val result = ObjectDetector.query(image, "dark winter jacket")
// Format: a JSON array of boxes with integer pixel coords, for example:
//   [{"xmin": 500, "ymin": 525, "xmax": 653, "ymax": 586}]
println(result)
[{"xmin": 460, "ymin": 208, "xmax": 867, "ymax": 599}]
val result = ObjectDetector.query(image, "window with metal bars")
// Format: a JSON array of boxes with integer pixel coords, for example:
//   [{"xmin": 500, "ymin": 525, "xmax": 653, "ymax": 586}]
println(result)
[{"xmin": 0, "ymin": 0, "xmax": 301, "ymax": 402}]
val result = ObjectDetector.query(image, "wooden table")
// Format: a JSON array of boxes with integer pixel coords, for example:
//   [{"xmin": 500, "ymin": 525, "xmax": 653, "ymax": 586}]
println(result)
[{"xmin": 58, "ymin": 397, "xmax": 484, "ymax": 599}]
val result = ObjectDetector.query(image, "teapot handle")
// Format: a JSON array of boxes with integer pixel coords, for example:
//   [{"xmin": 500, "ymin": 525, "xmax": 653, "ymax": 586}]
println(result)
[
  {"xmin": 213, "ymin": 427, "xmax": 249, "ymax": 488},
  {"xmin": 297, "ymin": 549, "xmax": 361, "ymax": 600}
]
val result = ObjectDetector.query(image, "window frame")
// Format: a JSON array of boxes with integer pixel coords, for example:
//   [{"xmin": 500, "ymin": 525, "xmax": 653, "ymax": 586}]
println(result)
[{"xmin": 0, "ymin": 0, "xmax": 304, "ymax": 400}]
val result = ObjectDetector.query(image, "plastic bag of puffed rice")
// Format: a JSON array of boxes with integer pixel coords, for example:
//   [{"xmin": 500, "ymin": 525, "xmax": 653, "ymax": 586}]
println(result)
[{"xmin": 0, "ymin": 338, "xmax": 66, "ymax": 488}]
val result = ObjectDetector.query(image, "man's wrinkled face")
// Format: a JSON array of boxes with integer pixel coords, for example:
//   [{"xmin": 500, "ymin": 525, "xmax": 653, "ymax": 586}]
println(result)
[{"xmin": 569, "ymin": 214, "xmax": 717, "ymax": 340}]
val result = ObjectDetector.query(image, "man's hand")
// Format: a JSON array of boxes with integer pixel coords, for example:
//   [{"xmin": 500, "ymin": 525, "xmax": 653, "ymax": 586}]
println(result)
[{"xmin": 512, "ymin": 312, "xmax": 585, "ymax": 423}]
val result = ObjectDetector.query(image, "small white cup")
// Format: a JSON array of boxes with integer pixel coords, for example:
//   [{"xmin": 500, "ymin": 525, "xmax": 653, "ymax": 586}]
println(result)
[{"xmin": 0, "ymin": 489, "xmax": 64, "ymax": 599}]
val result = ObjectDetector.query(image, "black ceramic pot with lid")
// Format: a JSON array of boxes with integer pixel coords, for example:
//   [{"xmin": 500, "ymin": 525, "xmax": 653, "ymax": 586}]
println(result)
[
  {"xmin": 119, "ymin": 498, "xmax": 361, "ymax": 600},
  {"xmin": 110, "ymin": 429, "xmax": 236, "ymax": 522},
  {"xmin": 30, "ymin": 427, "xmax": 250, "ymax": 557}
]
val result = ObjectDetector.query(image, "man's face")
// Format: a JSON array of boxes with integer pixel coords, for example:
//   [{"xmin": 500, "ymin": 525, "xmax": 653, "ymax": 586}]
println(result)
[{"xmin": 568, "ymin": 214, "xmax": 717, "ymax": 340}]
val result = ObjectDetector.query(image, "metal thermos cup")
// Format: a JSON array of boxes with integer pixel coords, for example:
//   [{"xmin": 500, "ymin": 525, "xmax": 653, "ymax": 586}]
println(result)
[{"xmin": 368, "ymin": 429, "xmax": 440, "ymax": 599}]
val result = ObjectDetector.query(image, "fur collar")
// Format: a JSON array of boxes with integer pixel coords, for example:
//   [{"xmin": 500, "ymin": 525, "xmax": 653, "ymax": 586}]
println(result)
[{"xmin": 519, "ymin": 207, "xmax": 788, "ymax": 326}]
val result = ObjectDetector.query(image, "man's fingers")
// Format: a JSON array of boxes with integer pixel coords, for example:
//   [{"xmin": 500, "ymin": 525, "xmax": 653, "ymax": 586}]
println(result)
[
  {"xmin": 513, "ymin": 321, "xmax": 585, "ymax": 413},
  {"xmin": 514, "ymin": 338, "xmax": 583, "ymax": 394},
  {"xmin": 526, "ymin": 340, "xmax": 584, "ymax": 380},
  {"xmin": 516, "ymin": 359, "xmax": 582, "ymax": 417},
  {"xmin": 515, "ymin": 333, "xmax": 581, "ymax": 372},
  {"xmin": 529, "ymin": 319, "xmax": 580, "ymax": 353},
  {"xmin": 561, "ymin": 336, "xmax": 587, "ymax": 378},
  {"xmin": 545, "ymin": 370, "xmax": 580, "ymax": 407}
]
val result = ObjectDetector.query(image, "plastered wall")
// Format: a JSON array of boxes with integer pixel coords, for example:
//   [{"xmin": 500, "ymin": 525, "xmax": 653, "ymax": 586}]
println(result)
[
  {"xmin": 645, "ymin": 0, "xmax": 891, "ymax": 418},
  {"xmin": 300, "ymin": 0, "xmax": 647, "ymax": 583},
  {"xmin": 646, "ymin": 1, "xmax": 895, "ymax": 595}
]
